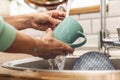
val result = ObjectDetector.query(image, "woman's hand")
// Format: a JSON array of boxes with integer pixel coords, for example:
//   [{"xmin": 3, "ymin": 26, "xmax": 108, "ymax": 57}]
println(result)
[
  {"xmin": 4, "ymin": 10, "xmax": 65, "ymax": 30},
  {"xmin": 30, "ymin": 10, "xmax": 66, "ymax": 31},
  {"xmin": 34, "ymin": 28, "xmax": 74, "ymax": 59}
]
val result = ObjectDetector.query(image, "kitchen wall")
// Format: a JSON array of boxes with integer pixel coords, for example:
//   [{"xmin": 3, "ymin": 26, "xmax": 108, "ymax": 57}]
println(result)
[
  {"xmin": 20, "ymin": 0, "xmax": 120, "ymax": 55},
  {"xmin": 70, "ymin": 0, "xmax": 120, "ymax": 55},
  {"xmin": 0, "ymin": 0, "xmax": 119, "ymax": 55},
  {"xmin": 0, "ymin": 0, "xmax": 10, "ymax": 16}
]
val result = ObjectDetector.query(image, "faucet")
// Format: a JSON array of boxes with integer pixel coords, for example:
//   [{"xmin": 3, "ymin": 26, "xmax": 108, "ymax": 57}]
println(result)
[{"xmin": 99, "ymin": 0, "xmax": 120, "ymax": 57}]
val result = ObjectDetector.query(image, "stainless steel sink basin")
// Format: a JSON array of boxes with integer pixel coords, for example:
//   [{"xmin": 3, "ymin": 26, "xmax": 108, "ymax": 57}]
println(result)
[
  {"xmin": 2, "ymin": 56, "xmax": 78, "ymax": 71},
  {"xmin": 2, "ymin": 56, "xmax": 120, "ymax": 71},
  {"xmin": 2, "ymin": 56, "xmax": 120, "ymax": 80}
]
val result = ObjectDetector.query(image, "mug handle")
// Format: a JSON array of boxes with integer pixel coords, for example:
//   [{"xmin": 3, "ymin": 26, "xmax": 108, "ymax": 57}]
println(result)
[{"xmin": 69, "ymin": 31, "xmax": 87, "ymax": 48}]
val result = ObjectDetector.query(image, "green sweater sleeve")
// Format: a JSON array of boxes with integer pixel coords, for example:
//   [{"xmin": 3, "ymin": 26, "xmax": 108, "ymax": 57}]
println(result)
[{"xmin": 0, "ymin": 17, "xmax": 16, "ymax": 51}]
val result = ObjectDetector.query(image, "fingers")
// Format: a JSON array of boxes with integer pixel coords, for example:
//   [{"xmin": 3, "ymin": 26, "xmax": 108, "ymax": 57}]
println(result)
[
  {"xmin": 44, "ymin": 28, "xmax": 54, "ymax": 39},
  {"xmin": 53, "ymin": 10, "xmax": 66, "ymax": 19},
  {"xmin": 47, "ymin": 10, "xmax": 65, "ymax": 23},
  {"xmin": 45, "ymin": 28, "xmax": 74, "ymax": 54},
  {"xmin": 46, "ymin": 10, "xmax": 66, "ymax": 29},
  {"xmin": 53, "ymin": 40, "xmax": 74, "ymax": 55},
  {"xmin": 48, "ymin": 15, "xmax": 60, "ymax": 26},
  {"xmin": 61, "ymin": 42, "xmax": 74, "ymax": 54},
  {"xmin": 40, "ymin": 28, "xmax": 74, "ymax": 59},
  {"xmin": 48, "ymin": 10, "xmax": 66, "ymax": 19}
]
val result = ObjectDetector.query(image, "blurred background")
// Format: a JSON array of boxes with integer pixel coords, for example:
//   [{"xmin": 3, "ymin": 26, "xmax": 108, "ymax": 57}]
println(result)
[
  {"xmin": 0, "ymin": 0, "xmax": 106, "ymax": 15},
  {"xmin": 0, "ymin": 0, "xmax": 120, "ymax": 56}
]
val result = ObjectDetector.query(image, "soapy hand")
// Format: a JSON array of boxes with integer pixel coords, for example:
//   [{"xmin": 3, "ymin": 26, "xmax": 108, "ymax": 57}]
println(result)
[{"xmin": 4, "ymin": 10, "xmax": 65, "ymax": 30}]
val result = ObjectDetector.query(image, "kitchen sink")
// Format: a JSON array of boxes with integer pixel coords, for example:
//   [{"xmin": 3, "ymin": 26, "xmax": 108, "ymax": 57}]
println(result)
[
  {"xmin": 2, "ymin": 56, "xmax": 120, "ymax": 71},
  {"xmin": 2, "ymin": 56, "xmax": 120, "ymax": 80}
]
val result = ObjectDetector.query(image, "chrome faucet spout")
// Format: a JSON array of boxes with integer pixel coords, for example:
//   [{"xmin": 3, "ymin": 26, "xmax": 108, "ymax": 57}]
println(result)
[
  {"xmin": 99, "ymin": 0, "xmax": 120, "ymax": 56},
  {"xmin": 56, "ymin": 5, "xmax": 66, "ymax": 12},
  {"xmin": 99, "ymin": 0, "xmax": 109, "ymax": 53}
]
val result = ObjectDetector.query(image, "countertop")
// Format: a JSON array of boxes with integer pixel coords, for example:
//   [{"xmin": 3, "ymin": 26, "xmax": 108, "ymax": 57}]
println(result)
[
  {"xmin": 0, "ymin": 52, "xmax": 120, "ymax": 80},
  {"xmin": 0, "ymin": 52, "xmax": 34, "ymax": 80}
]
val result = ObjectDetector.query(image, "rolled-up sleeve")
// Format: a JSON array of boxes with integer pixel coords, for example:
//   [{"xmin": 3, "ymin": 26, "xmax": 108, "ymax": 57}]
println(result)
[{"xmin": 0, "ymin": 17, "xmax": 16, "ymax": 51}]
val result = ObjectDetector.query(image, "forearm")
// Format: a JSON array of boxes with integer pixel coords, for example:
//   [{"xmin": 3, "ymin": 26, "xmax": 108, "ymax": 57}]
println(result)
[
  {"xmin": 0, "ymin": 16, "xmax": 41, "ymax": 56},
  {"xmin": 5, "ymin": 31, "xmax": 38, "ymax": 55},
  {"xmin": 3, "ymin": 14, "xmax": 34, "ymax": 30}
]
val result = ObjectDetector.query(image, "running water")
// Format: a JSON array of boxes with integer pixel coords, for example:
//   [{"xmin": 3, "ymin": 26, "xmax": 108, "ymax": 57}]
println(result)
[
  {"xmin": 55, "ymin": 55, "xmax": 66, "ymax": 70},
  {"xmin": 66, "ymin": 0, "xmax": 74, "ymax": 17},
  {"xmin": 48, "ymin": 59, "xmax": 54, "ymax": 70},
  {"xmin": 48, "ymin": 55, "xmax": 66, "ymax": 70},
  {"xmin": 48, "ymin": 0, "xmax": 74, "ymax": 70},
  {"xmin": 53, "ymin": 0, "xmax": 74, "ymax": 70}
]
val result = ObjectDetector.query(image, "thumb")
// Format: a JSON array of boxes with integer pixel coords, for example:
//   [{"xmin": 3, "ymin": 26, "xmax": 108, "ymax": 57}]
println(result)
[{"xmin": 45, "ymin": 28, "xmax": 54, "ymax": 39}]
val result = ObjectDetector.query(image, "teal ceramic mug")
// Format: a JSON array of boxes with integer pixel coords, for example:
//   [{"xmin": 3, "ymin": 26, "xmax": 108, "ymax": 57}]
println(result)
[{"xmin": 53, "ymin": 16, "xmax": 87, "ymax": 48}]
